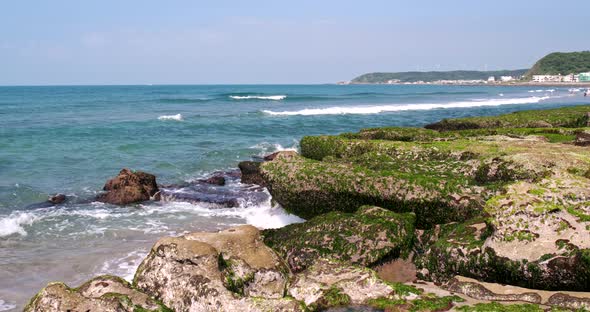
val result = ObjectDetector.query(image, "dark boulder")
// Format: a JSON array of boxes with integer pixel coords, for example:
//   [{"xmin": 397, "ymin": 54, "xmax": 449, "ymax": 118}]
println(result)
[
  {"xmin": 199, "ymin": 175, "xmax": 226, "ymax": 186},
  {"xmin": 49, "ymin": 193, "xmax": 67, "ymax": 204},
  {"xmin": 238, "ymin": 161, "xmax": 265, "ymax": 186},
  {"xmin": 96, "ymin": 168, "xmax": 159, "ymax": 205}
]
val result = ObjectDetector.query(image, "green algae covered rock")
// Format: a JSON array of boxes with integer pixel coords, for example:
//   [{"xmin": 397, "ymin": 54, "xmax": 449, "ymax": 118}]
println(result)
[
  {"xmin": 24, "ymin": 275, "xmax": 171, "ymax": 312},
  {"xmin": 260, "ymin": 150, "xmax": 483, "ymax": 228},
  {"xmin": 263, "ymin": 206, "xmax": 416, "ymax": 272},
  {"xmin": 287, "ymin": 258, "xmax": 396, "ymax": 310},
  {"xmin": 425, "ymin": 105, "xmax": 590, "ymax": 131}
]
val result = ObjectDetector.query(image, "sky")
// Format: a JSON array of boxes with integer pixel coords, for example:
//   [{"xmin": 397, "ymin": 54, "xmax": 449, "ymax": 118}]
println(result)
[{"xmin": 0, "ymin": 0, "xmax": 589, "ymax": 85}]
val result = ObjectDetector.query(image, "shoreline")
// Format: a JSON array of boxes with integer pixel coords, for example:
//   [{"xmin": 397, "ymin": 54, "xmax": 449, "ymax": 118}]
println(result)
[{"xmin": 345, "ymin": 82, "xmax": 590, "ymax": 87}]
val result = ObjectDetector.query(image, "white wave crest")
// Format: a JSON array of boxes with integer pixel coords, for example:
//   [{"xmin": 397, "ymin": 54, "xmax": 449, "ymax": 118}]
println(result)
[
  {"xmin": 250, "ymin": 141, "xmax": 299, "ymax": 156},
  {"xmin": 230, "ymin": 95, "xmax": 286, "ymax": 100},
  {"xmin": 158, "ymin": 114, "xmax": 183, "ymax": 121},
  {"xmin": 0, "ymin": 299, "xmax": 16, "ymax": 312},
  {"xmin": 0, "ymin": 211, "xmax": 38, "ymax": 237},
  {"xmin": 263, "ymin": 96, "xmax": 550, "ymax": 116}
]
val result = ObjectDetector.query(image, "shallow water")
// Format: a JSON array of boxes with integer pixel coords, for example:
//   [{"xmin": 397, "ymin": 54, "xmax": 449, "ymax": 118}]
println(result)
[{"xmin": 0, "ymin": 84, "xmax": 585, "ymax": 310}]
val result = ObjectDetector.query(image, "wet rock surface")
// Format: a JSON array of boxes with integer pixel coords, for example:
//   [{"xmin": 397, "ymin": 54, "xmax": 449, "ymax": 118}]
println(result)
[
  {"xmin": 159, "ymin": 179, "xmax": 267, "ymax": 208},
  {"xmin": 97, "ymin": 168, "xmax": 159, "ymax": 205}
]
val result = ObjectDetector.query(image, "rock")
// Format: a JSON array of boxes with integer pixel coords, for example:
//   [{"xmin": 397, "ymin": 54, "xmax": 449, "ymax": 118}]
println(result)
[
  {"xmin": 547, "ymin": 293, "xmax": 590, "ymax": 310},
  {"xmin": 133, "ymin": 225, "xmax": 300, "ymax": 312},
  {"xmin": 24, "ymin": 275, "xmax": 169, "ymax": 312},
  {"xmin": 287, "ymin": 258, "xmax": 394, "ymax": 308},
  {"xmin": 574, "ymin": 130, "xmax": 590, "ymax": 146},
  {"xmin": 199, "ymin": 174, "xmax": 226, "ymax": 186},
  {"xmin": 48, "ymin": 193, "xmax": 66, "ymax": 204},
  {"xmin": 263, "ymin": 206, "xmax": 416, "ymax": 272},
  {"xmin": 159, "ymin": 181, "xmax": 268, "ymax": 208},
  {"xmin": 444, "ymin": 278, "xmax": 542, "ymax": 304},
  {"xmin": 238, "ymin": 161, "xmax": 265, "ymax": 186},
  {"xmin": 96, "ymin": 168, "xmax": 159, "ymax": 205},
  {"xmin": 413, "ymin": 218, "xmax": 590, "ymax": 291},
  {"xmin": 260, "ymin": 148, "xmax": 482, "ymax": 227},
  {"xmin": 264, "ymin": 151, "xmax": 298, "ymax": 161}
]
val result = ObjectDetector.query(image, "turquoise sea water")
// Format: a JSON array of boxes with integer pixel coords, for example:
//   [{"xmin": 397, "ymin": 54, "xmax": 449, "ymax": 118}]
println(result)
[{"xmin": 0, "ymin": 84, "xmax": 586, "ymax": 310}]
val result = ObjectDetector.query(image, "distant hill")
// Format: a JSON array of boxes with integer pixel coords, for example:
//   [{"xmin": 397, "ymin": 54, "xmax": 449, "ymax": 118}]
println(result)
[
  {"xmin": 525, "ymin": 51, "xmax": 590, "ymax": 76},
  {"xmin": 350, "ymin": 69, "xmax": 528, "ymax": 83}
]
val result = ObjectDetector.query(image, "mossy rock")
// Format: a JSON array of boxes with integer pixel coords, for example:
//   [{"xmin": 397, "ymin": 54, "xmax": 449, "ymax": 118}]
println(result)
[
  {"xmin": 413, "ymin": 220, "xmax": 590, "ymax": 291},
  {"xmin": 261, "ymin": 153, "xmax": 483, "ymax": 228},
  {"xmin": 263, "ymin": 206, "xmax": 416, "ymax": 271},
  {"xmin": 425, "ymin": 105, "xmax": 590, "ymax": 131}
]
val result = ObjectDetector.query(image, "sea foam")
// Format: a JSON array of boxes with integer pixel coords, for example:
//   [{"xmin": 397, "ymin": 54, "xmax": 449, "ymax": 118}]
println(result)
[
  {"xmin": 0, "ymin": 211, "xmax": 38, "ymax": 237},
  {"xmin": 97, "ymin": 250, "xmax": 149, "ymax": 282},
  {"xmin": 230, "ymin": 95, "xmax": 286, "ymax": 100},
  {"xmin": 263, "ymin": 96, "xmax": 550, "ymax": 116},
  {"xmin": 157, "ymin": 114, "xmax": 183, "ymax": 121},
  {"xmin": 0, "ymin": 299, "xmax": 16, "ymax": 312}
]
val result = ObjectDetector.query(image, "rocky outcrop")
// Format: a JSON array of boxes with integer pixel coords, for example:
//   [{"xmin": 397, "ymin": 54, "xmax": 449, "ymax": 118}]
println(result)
[
  {"xmin": 288, "ymin": 258, "xmax": 395, "ymax": 309},
  {"xmin": 48, "ymin": 193, "xmax": 66, "ymax": 204},
  {"xmin": 97, "ymin": 169, "xmax": 159, "ymax": 205},
  {"xmin": 199, "ymin": 175, "xmax": 226, "ymax": 186},
  {"xmin": 24, "ymin": 275, "xmax": 170, "ymax": 312},
  {"xmin": 261, "ymin": 136, "xmax": 485, "ymax": 226},
  {"xmin": 133, "ymin": 225, "xmax": 300, "ymax": 312},
  {"xmin": 238, "ymin": 161, "xmax": 265, "ymax": 186},
  {"xmin": 424, "ymin": 105, "xmax": 590, "ymax": 131},
  {"xmin": 263, "ymin": 206, "xmax": 415, "ymax": 272},
  {"xmin": 444, "ymin": 277, "xmax": 542, "ymax": 303}
]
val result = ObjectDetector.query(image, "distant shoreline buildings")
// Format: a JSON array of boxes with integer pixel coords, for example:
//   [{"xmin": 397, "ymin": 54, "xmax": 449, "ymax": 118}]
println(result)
[{"xmin": 338, "ymin": 71, "xmax": 590, "ymax": 85}]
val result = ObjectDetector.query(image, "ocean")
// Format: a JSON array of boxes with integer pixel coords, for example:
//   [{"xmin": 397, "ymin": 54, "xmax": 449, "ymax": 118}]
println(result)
[{"xmin": 0, "ymin": 84, "xmax": 586, "ymax": 310}]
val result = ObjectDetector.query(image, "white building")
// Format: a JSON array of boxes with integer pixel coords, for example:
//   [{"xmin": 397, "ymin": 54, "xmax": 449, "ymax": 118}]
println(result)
[
  {"xmin": 532, "ymin": 75, "xmax": 562, "ymax": 83},
  {"xmin": 500, "ymin": 76, "xmax": 514, "ymax": 82},
  {"xmin": 487, "ymin": 76, "xmax": 495, "ymax": 82},
  {"xmin": 562, "ymin": 74, "xmax": 580, "ymax": 82}
]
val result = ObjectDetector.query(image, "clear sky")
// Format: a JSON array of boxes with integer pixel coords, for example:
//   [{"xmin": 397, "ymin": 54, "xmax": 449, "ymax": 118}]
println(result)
[{"xmin": 1, "ymin": 0, "xmax": 588, "ymax": 85}]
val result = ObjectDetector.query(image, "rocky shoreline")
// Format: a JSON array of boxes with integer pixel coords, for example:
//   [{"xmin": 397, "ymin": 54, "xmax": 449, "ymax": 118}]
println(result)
[{"xmin": 25, "ymin": 105, "xmax": 590, "ymax": 311}]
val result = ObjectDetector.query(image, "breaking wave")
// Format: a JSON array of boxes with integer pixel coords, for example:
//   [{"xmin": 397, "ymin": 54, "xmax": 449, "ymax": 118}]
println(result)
[
  {"xmin": 230, "ymin": 95, "xmax": 286, "ymax": 100},
  {"xmin": 158, "ymin": 114, "xmax": 183, "ymax": 121},
  {"xmin": 262, "ymin": 96, "xmax": 550, "ymax": 116},
  {"xmin": 0, "ymin": 211, "xmax": 38, "ymax": 237}
]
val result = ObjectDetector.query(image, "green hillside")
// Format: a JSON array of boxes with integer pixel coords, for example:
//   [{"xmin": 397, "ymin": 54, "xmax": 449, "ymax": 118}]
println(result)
[
  {"xmin": 351, "ymin": 69, "xmax": 528, "ymax": 83},
  {"xmin": 526, "ymin": 51, "xmax": 590, "ymax": 76}
]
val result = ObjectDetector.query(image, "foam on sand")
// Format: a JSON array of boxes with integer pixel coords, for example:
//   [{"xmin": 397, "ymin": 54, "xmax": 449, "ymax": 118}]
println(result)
[
  {"xmin": 230, "ymin": 95, "xmax": 286, "ymax": 100},
  {"xmin": 157, "ymin": 114, "xmax": 183, "ymax": 121},
  {"xmin": 263, "ymin": 96, "xmax": 550, "ymax": 116}
]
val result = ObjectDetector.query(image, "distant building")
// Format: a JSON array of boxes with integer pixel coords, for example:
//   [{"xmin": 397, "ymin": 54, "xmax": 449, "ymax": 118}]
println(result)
[
  {"xmin": 487, "ymin": 76, "xmax": 495, "ymax": 82},
  {"xmin": 500, "ymin": 76, "xmax": 514, "ymax": 82},
  {"xmin": 387, "ymin": 79, "xmax": 401, "ymax": 84},
  {"xmin": 580, "ymin": 73, "xmax": 590, "ymax": 82},
  {"xmin": 562, "ymin": 74, "xmax": 579, "ymax": 82},
  {"xmin": 532, "ymin": 75, "xmax": 562, "ymax": 83}
]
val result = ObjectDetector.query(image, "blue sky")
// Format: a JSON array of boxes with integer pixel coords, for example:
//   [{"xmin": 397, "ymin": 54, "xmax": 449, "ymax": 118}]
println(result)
[{"xmin": 1, "ymin": 0, "xmax": 588, "ymax": 85}]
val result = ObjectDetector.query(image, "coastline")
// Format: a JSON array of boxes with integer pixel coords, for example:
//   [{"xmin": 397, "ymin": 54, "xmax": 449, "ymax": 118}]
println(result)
[
  {"xmin": 22, "ymin": 103, "xmax": 590, "ymax": 312},
  {"xmin": 345, "ymin": 81, "xmax": 590, "ymax": 87}
]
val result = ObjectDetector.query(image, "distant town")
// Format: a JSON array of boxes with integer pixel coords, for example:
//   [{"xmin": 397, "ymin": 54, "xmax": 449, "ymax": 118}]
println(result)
[
  {"xmin": 343, "ymin": 51, "xmax": 590, "ymax": 85},
  {"xmin": 339, "ymin": 71, "xmax": 590, "ymax": 86}
]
